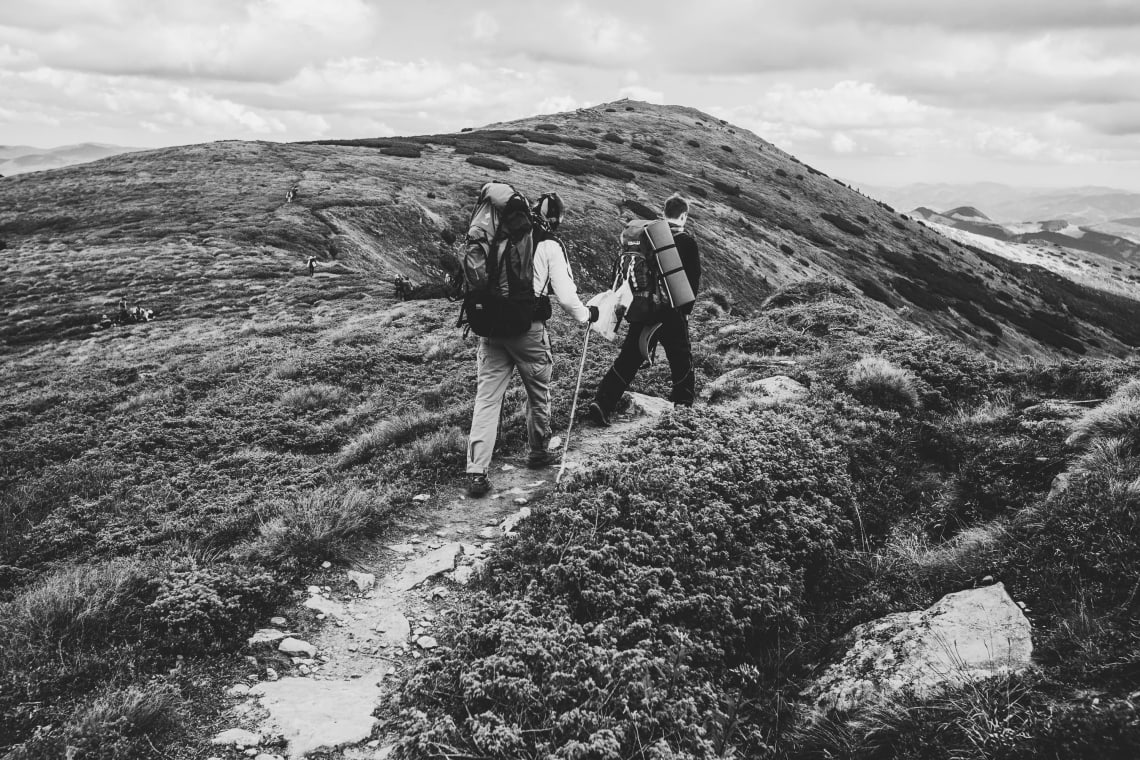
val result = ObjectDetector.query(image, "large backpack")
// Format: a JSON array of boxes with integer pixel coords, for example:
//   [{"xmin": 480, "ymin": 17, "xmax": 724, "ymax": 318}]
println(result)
[
  {"xmin": 457, "ymin": 182, "xmax": 537, "ymax": 337},
  {"xmin": 616, "ymin": 219, "xmax": 662, "ymax": 323}
]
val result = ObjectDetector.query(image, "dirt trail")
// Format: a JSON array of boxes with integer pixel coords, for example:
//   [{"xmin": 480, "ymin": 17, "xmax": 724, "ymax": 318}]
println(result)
[{"xmin": 216, "ymin": 394, "xmax": 670, "ymax": 759}]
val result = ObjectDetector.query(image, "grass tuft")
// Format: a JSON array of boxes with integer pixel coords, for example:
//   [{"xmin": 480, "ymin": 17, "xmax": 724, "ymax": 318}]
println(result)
[
  {"xmin": 335, "ymin": 410, "xmax": 445, "ymax": 469},
  {"xmin": 247, "ymin": 486, "xmax": 396, "ymax": 565},
  {"xmin": 280, "ymin": 383, "xmax": 348, "ymax": 412},
  {"xmin": 847, "ymin": 355, "xmax": 921, "ymax": 410}
]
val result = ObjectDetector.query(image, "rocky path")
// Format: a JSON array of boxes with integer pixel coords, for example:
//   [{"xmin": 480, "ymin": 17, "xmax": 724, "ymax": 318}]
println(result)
[{"xmin": 206, "ymin": 393, "xmax": 672, "ymax": 760}]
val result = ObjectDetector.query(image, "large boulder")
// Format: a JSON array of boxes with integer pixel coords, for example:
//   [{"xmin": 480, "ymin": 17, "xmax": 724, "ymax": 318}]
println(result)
[{"xmin": 802, "ymin": 583, "xmax": 1033, "ymax": 716}]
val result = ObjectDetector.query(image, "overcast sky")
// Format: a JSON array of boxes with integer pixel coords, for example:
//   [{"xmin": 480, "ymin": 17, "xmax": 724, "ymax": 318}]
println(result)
[{"xmin": 4, "ymin": 0, "xmax": 1140, "ymax": 191}]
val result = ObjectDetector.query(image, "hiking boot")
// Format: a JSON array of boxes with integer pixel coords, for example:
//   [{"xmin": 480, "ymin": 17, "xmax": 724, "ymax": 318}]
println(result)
[
  {"xmin": 527, "ymin": 448, "xmax": 558, "ymax": 469},
  {"xmin": 466, "ymin": 473, "xmax": 492, "ymax": 497},
  {"xmin": 587, "ymin": 402, "xmax": 610, "ymax": 427}
]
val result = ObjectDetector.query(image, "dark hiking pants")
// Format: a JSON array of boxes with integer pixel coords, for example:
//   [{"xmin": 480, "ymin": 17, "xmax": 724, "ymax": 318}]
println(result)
[{"xmin": 593, "ymin": 312, "xmax": 694, "ymax": 414}]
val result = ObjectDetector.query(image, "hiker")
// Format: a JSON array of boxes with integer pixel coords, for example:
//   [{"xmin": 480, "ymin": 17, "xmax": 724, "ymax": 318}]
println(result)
[
  {"xmin": 464, "ymin": 189, "xmax": 598, "ymax": 497},
  {"xmin": 117, "ymin": 296, "xmax": 129, "ymax": 324},
  {"xmin": 394, "ymin": 274, "xmax": 410, "ymax": 300},
  {"xmin": 588, "ymin": 193, "xmax": 702, "ymax": 425},
  {"xmin": 307, "ymin": 256, "xmax": 317, "ymax": 277}
]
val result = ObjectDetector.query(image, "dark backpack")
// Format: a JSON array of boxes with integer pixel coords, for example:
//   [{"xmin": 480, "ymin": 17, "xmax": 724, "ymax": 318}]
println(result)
[
  {"xmin": 616, "ymin": 219, "xmax": 662, "ymax": 322},
  {"xmin": 457, "ymin": 182, "xmax": 537, "ymax": 337}
]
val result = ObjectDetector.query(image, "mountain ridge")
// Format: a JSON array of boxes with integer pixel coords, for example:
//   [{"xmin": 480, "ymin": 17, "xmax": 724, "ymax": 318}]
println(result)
[{"xmin": 2, "ymin": 100, "xmax": 1139, "ymax": 360}]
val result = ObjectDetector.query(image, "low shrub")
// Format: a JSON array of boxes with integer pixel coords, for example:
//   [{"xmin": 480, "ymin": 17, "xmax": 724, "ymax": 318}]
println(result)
[
  {"xmin": 144, "ymin": 559, "xmax": 285, "ymax": 652},
  {"xmin": 381, "ymin": 144, "xmax": 422, "ymax": 158},
  {"xmin": 7, "ymin": 682, "xmax": 184, "ymax": 760},
  {"xmin": 761, "ymin": 277, "xmax": 859, "ymax": 310},
  {"xmin": 603, "ymin": 132, "xmax": 623, "ymax": 144},
  {"xmin": 712, "ymin": 179, "xmax": 741, "ymax": 196},
  {"xmin": 562, "ymin": 137, "xmax": 597, "ymax": 149},
  {"xmin": 621, "ymin": 199, "xmax": 657, "ymax": 219},
  {"xmin": 820, "ymin": 212, "xmax": 865, "ymax": 237},
  {"xmin": 465, "ymin": 156, "xmax": 510, "ymax": 172},
  {"xmin": 882, "ymin": 336, "xmax": 993, "ymax": 409},
  {"xmin": 687, "ymin": 139, "xmax": 700, "ymax": 148}
]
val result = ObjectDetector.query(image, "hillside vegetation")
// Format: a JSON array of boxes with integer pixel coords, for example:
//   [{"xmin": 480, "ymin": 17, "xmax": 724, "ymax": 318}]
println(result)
[{"xmin": 1, "ymin": 101, "xmax": 1139, "ymax": 758}]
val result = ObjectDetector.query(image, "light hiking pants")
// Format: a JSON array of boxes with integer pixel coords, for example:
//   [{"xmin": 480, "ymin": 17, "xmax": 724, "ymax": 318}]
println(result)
[{"xmin": 466, "ymin": 322, "xmax": 552, "ymax": 474}]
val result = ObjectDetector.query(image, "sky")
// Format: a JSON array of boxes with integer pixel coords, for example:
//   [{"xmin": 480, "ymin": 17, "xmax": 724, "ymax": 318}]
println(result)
[{"xmin": 4, "ymin": 0, "xmax": 1140, "ymax": 191}]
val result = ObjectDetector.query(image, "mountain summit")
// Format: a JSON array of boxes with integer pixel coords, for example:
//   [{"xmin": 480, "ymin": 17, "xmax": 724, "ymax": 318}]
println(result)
[{"xmin": 1, "ymin": 99, "xmax": 1138, "ymax": 357}]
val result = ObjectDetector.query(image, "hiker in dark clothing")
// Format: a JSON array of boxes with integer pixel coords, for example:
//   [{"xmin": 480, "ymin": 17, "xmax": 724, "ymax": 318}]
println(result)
[
  {"xmin": 394, "ymin": 274, "xmax": 410, "ymax": 300},
  {"xmin": 589, "ymin": 193, "xmax": 701, "ymax": 425},
  {"xmin": 307, "ymin": 256, "xmax": 317, "ymax": 277},
  {"xmin": 117, "ymin": 296, "xmax": 129, "ymax": 324}
]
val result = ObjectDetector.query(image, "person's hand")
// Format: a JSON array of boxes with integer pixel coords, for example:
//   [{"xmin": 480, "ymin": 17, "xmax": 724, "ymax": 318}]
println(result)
[{"xmin": 588, "ymin": 305, "xmax": 600, "ymax": 323}]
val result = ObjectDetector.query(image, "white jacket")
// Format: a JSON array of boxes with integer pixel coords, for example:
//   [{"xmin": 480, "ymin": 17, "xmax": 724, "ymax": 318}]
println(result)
[{"xmin": 533, "ymin": 239, "xmax": 590, "ymax": 323}]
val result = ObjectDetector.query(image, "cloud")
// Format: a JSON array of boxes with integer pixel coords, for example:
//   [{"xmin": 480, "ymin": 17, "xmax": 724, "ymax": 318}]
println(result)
[{"xmin": 0, "ymin": 0, "xmax": 382, "ymax": 81}]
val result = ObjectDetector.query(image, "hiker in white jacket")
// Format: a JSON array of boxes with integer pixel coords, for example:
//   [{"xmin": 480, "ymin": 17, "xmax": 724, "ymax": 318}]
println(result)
[{"xmin": 465, "ymin": 192, "xmax": 598, "ymax": 496}]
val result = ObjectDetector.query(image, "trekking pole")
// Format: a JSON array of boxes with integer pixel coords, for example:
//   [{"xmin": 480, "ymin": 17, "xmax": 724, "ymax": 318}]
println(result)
[{"xmin": 556, "ymin": 322, "xmax": 592, "ymax": 484}]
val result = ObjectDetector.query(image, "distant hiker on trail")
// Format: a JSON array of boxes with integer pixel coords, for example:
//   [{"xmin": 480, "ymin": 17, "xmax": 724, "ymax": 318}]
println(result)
[
  {"xmin": 307, "ymin": 256, "xmax": 317, "ymax": 277},
  {"xmin": 286, "ymin": 185, "xmax": 298, "ymax": 203},
  {"xmin": 462, "ymin": 186, "xmax": 598, "ymax": 497},
  {"xmin": 394, "ymin": 274, "xmax": 410, "ymax": 300},
  {"xmin": 589, "ymin": 193, "xmax": 701, "ymax": 426},
  {"xmin": 117, "ymin": 296, "xmax": 129, "ymax": 323}
]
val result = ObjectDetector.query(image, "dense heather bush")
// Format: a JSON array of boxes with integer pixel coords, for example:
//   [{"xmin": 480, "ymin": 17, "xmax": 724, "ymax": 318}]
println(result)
[
  {"xmin": 397, "ymin": 408, "xmax": 853, "ymax": 758},
  {"xmin": 465, "ymin": 156, "xmax": 510, "ymax": 172},
  {"xmin": 145, "ymin": 559, "xmax": 285, "ymax": 652},
  {"xmin": 882, "ymin": 336, "xmax": 994, "ymax": 409},
  {"xmin": 7, "ymin": 683, "xmax": 184, "ymax": 760},
  {"xmin": 846, "ymin": 356, "xmax": 920, "ymax": 411},
  {"xmin": 819, "ymin": 212, "xmax": 865, "ymax": 237}
]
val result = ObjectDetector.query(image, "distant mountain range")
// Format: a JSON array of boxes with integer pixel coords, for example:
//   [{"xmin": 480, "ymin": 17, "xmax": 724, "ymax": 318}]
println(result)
[
  {"xmin": 910, "ymin": 205, "xmax": 1140, "ymax": 267},
  {"xmin": 0, "ymin": 143, "xmax": 143, "ymax": 176},
  {"xmin": 861, "ymin": 181, "xmax": 1140, "ymax": 227}
]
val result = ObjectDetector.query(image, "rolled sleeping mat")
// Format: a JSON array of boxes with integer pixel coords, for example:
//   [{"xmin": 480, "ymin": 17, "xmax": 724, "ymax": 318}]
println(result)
[{"xmin": 643, "ymin": 220, "xmax": 695, "ymax": 310}]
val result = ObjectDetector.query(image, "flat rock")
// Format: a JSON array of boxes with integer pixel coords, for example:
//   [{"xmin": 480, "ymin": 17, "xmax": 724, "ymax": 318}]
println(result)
[
  {"xmin": 416, "ymin": 635, "xmax": 439, "ymax": 650},
  {"xmin": 802, "ymin": 583, "xmax": 1033, "ymax": 717},
  {"xmin": 211, "ymin": 728, "xmax": 263, "ymax": 747},
  {"xmin": 303, "ymin": 594, "xmax": 343, "ymax": 618},
  {"xmin": 278, "ymin": 637, "xmax": 317, "ymax": 658},
  {"xmin": 250, "ymin": 669, "xmax": 391, "ymax": 758},
  {"xmin": 346, "ymin": 570, "xmax": 375, "ymax": 592},
  {"xmin": 703, "ymin": 371, "xmax": 806, "ymax": 407},
  {"xmin": 450, "ymin": 565, "xmax": 476, "ymax": 586},
  {"xmin": 386, "ymin": 543, "xmax": 462, "ymax": 592},
  {"xmin": 371, "ymin": 604, "xmax": 411, "ymax": 646},
  {"xmin": 745, "ymin": 375, "xmax": 807, "ymax": 405},
  {"xmin": 627, "ymin": 391, "xmax": 672, "ymax": 417},
  {"xmin": 248, "ymin": 629, "xmax": 288, "ymax": 648}
]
